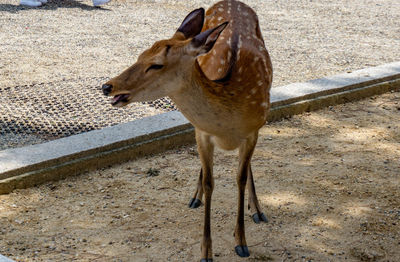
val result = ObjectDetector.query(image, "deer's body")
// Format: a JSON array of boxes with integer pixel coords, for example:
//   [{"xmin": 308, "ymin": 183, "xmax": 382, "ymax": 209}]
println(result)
[
  {"xmin": 102, "ymin": 1, "xmax": 272, "ymax": 260},
  {"xmin": 172, "ymin": 1, "xmax": 272, "ymax": 150}
]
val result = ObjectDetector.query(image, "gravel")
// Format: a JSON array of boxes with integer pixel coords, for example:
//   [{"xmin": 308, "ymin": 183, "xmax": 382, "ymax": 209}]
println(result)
[{"xmin": 0, "ymin": 0, "xmax": 399, "ymax": 150}]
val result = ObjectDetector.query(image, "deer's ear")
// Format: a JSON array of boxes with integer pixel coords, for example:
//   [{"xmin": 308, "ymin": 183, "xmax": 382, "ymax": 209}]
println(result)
[
  {"xmin": 176, "ymin": 8, "xmax": 205, "ymax": 39},
  {"xmin": 190, "ymin": 22, "xmax": 228, "ymax": 56}
]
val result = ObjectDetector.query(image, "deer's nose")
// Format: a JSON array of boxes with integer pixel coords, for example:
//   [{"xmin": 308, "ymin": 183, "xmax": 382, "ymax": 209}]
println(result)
[{"xmin": 102, "ymin": 84, "xmax": 113, "ymax": 96}]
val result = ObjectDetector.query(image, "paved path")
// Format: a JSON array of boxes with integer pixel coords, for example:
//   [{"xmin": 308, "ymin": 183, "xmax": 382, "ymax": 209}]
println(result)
[{"xmin": 0, "ymin": 254, "xmax": 14, "ymax": 262}]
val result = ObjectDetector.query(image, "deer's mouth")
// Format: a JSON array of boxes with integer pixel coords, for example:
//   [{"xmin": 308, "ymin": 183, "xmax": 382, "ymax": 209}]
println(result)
[{"xmin": 112, "ymin": 94, "xmax": 130, "ymax": 106}]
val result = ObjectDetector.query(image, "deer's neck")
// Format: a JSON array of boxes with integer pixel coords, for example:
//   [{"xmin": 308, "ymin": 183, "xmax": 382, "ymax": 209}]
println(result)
[{"xmin": 169, "ymin": 60, "xmax": 225, "ymax": 131}]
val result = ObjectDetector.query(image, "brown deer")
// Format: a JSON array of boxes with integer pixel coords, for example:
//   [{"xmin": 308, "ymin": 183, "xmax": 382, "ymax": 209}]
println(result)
[{"xmin": 101, "ymin": 0, "xmax": 272, "ymax": 260}]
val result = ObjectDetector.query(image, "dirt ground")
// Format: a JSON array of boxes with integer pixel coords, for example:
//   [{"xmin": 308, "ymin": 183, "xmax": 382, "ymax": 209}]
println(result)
[{"xmin": 0, "ymin": 91, "xmax": 399, "ymax": 262}]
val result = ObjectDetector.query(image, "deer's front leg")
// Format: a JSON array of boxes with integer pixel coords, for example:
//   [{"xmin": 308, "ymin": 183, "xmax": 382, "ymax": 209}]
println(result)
[
  {"xmin": 196, "ymin": 130, "xmax": 215, "ymax": 262},
  {"xmin": 235, "ymin": 132, "xmax": 258, "ymax": 257},
  {"xmin": 188, "ymin": 168, "xmax": 203, "ymax": 209}
]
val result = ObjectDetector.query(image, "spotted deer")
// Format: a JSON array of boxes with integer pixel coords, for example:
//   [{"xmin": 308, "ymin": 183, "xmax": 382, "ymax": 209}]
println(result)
[{"xmin": 101, "ymin": 0, "xmax": 272, "ymax": 260}]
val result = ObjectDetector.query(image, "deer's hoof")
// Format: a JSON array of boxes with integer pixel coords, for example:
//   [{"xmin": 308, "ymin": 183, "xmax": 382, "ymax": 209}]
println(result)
[
  {"xmin": 200, "ymin": 259, "xmax": 213, "ymax": 262},
  {"xmin": 235, "ymin": 245, "xmax": 250, "ymax": 257},
  {"xmin": 252, "ymin": 212, "xmax": 268, "ymax": 224},
  {"xmin": 188, "ymin": 198, "xmax": 202, "ymax": 209}
]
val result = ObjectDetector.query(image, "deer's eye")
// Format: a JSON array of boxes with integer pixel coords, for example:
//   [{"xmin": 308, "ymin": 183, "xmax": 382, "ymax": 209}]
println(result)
[{"xmin": 146, "ymin": 64, "xmax": 164, "ymax": 73}]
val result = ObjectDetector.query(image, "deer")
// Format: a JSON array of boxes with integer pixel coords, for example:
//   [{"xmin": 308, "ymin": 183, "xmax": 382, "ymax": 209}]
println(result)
[{"xmin": 101, "ymin": 0, "xmax": 272, "ymax": 261}]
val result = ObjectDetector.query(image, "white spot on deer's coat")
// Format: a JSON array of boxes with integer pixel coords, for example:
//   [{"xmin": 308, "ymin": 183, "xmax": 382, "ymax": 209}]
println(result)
[
  {"xmin": 238, "ymin": 67, "xmax": 243, "ymax": 73},
  {"xmin": 254, "ymin": 57, "xmax": 260, "ymax": 63},
  {"xmin": 227, "ymin": 37, "xmax": 232, "ymax": 46},
  {"xmin": 258, "ymin": 80, "xmax": 263, "ymax": 86},
  {"xmin": 237, "ymin": 77, "xmax": 242, "ymax": 82},
  {"xmin": 259, "ymin": 45, "xmax": 265, "ymax": 51},
  {"xmin": 262, "ymin": 57, "xmax": 267, "ymax": 65},
  {"xmin": 250, "ymin": 101, "xmax": 257, "ymax": 105},
  {"xmin": 246, "ymin": 95, "xmax": 251, "ymax": 99},
  {"xmin": 218, "ymin": 68, "xmax": 223, "ymax": 73},
  {"xmin": 250, "ymin": 88, "xmax": 257, "ymax": 94},
  {"xmin": 220, "ymin": 59, "xmax": 225, "ymax": 65},
  {"xmin": 213, "ymin": 49, "xmax": 217, "ymax": 55},
  {"xmin": 218, "ymin": 17, "xmax": 223, "ymax": 21},
  {"xmin": 237, "ymin": 35, "xmax": 243, "ymax": 59},
  {"xmin": 261, "ymin": 102, "xmax": 268, "ymax": 108},
  {"xmin": 218, "ymin": 7, "xmax": 224, "ymax": 12}
]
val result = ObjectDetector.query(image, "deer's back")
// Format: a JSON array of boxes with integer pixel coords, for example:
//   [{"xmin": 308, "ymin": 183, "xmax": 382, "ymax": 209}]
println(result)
[{"xmin": 198, "ymin": 0, "xmax": 272, "ymax": 109}]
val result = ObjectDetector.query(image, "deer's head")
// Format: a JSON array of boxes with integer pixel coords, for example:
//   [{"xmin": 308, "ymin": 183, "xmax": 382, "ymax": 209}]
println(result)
[{"xmin": 102, "ymin": 8, "xmax": 227, "ymax": 107}]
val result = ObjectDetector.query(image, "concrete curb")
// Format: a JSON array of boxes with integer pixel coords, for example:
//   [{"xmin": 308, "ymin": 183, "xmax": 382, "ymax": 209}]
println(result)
[
  {"xmin": 1, "ymin": 62, "xmax": 399, "ymax": 194},
  {"xmin": 0, "ymin": 254, "xmax": 15, "ymax": 262}
]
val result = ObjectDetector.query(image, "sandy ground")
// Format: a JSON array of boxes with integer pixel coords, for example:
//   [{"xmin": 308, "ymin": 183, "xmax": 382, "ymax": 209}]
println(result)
[
  {"xmin": 0, "ymin": 90, "xmax": 399, "ymax": 262},
  {"xmin": 1, "ymin": 0, "xmax": 399, "ymax": 88}
]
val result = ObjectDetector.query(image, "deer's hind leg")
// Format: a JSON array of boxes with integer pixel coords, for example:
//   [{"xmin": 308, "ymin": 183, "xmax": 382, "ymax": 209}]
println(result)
[
  {"xmin": 189, "ymin": 168, "xmax": 203, "ymax": 209},
  {"xmin": 247, "ymin": 164, "xmax": 268, "ymax": 223}
]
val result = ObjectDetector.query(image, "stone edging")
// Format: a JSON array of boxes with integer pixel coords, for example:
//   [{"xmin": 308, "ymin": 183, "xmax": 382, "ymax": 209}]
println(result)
[
  {"xmin": 0, "ymin": 254, "xmax": 15, "ymax": 262},
  {"xmin": 0, "ymin": 62, "xmax": 399, "ymax": 195}
]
